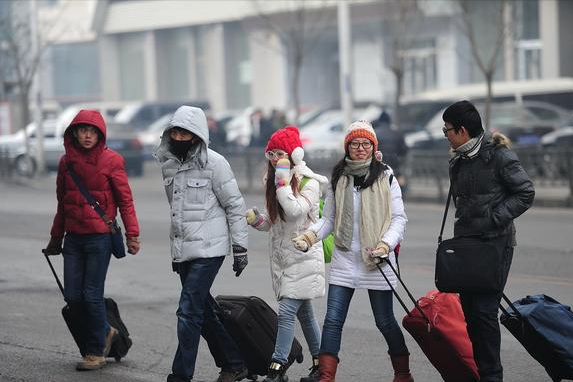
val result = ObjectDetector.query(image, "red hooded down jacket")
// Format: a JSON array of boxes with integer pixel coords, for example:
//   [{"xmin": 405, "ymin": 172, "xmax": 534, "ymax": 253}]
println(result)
[{"xmin": 50, "ymin": 109, "xmax": 139, "ymax": 240}]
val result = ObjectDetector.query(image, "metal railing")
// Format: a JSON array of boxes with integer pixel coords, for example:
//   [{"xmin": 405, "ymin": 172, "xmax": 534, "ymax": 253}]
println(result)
[{"xmin": 221, "ymin": 146, "xmax": 573, "ymax": 207}]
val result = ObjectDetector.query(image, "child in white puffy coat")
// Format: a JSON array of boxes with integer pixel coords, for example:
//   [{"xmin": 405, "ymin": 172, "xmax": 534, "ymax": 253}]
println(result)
[{"xmin": 245, "ymin": 126, "xmax": 328, "ymax": 382}]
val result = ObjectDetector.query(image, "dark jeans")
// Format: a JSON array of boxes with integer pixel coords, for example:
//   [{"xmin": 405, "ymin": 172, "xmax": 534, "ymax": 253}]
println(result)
[
  {"xmin": 320, "ymin": 284, "xmax": 408, "ymax": 357},
  {"xmin": 172, "ymin": 256, "xmax": 245, "ymax": 380},
  {"xmin": 63, "ymin": 233, "xmax": 112, "ymax": 356},
  {"xmin": 459, "ymin": 247, "xmax": 514, "ymax": 382}
]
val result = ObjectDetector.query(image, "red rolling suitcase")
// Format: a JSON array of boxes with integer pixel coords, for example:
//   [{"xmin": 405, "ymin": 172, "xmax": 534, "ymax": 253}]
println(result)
[
  {"xmin": 375, "ymin": 258, "xmax": 479, "ymax": 382},
  {"xmin": 215, "ymin": 295, "xmax": 304, "ymax": 379}
]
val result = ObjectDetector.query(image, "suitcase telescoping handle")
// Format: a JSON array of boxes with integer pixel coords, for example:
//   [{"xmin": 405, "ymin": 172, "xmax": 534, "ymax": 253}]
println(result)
[
  {"xmin": 499, "ymin": 294, "xmax": 523, "ymax": 319},
  {"xmin": 43, "ymin": 250, "xmax": 65, "ymax": 299},
  {"xmin": 375, "ymin": 259, "xmax": 431, "ymax": 325}
]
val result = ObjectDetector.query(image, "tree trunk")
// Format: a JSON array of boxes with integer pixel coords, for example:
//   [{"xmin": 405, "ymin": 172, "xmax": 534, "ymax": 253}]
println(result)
[
  {"xmin": 484, "ymin": 71, "xmax": 493, "ymax": 132},
  {"xmin": 393, "ymin": 70, "xmax": 404, "ymax": 130}
]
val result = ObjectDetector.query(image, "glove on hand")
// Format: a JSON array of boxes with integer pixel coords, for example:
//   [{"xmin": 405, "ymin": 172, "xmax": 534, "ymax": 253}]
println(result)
[
  {"xmin": 369, "ymin": 241, "xmax": 390, "ymax": 263},
  {"xmin": 44, "ymin": 236, "xmax": 62, "ymax": 256},
  {"xmin": 232, "ymin": 244, "xmax": 248, "ymax": 277},
  {"xmin": 292, "ymin": 230, "xmax": 319, "ymax": 252},
  {"xmin": 233, "ymin": 254, "xmax": 248, "ymax": 277},
  {"xmin": 246, "ymin": 207, "xmax": 263, "ymax": 226},
  {"xmin": 274, "ymin": 158, "xmax": 291, "ymax": 188},
  {"xmin": 127, "ymin": 236, "xmax": 140, "ymax": 255}
]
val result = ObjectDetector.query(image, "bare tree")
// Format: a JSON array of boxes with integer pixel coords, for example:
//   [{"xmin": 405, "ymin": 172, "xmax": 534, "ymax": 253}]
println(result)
[
  {"xmin": 378, "ymin": 0, "xmax": 424, "ymax": 130},
  {"xmin": 456, "ymin": 0, "xmax": 515, "ymax": 129},
  {"xmin": 250, "ymin": 0, "xmax": 332, "ymax": 124}
]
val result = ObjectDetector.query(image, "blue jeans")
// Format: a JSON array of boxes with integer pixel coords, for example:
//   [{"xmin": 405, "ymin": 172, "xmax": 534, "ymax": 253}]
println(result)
[
  {"xmin": 172, "ymin": 256, "xmax": 245, "ymax": 380},
  {"xmin": 62, "ymin": 233, "xmax": 112, "ymax": 356},
  {"xmin": 273, "ymin": 298, "xmax": 321, "ymax": 365},
  {"xmin": 320, "ymin": 284, "xmax": 408, "ymax": 357}
]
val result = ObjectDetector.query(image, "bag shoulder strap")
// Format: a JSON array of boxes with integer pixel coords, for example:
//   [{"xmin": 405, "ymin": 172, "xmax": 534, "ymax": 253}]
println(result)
[
  {"xmin": 66, "ymin": 163, "xmax": 117, "ymax": 232},
  {"xmin": 438, "ymin": 185, "xmax": 453, "ymax": 244}
]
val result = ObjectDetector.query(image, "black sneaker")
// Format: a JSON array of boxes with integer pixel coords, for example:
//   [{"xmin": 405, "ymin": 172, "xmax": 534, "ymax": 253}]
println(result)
[
  {"xmin": 167, "ymin": 374, "xmax": 190, "ymax": 382},
  {"xmin": 215, "ymin": 366, "xmax": 249, "ymax": 382},
  {"xmin": 262, "ymin": 361, "xmax": 288, "ymax": 382}
]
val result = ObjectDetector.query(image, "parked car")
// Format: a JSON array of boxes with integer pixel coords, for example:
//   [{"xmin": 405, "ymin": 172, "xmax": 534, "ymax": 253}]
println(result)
[
  {"xmin": 300, "ymin": 105, "xmax": 382, "ymax": 153},
  {"xmin": 405, "ymin": 101, "xmax": 571, "ymax": 149},
  {"xmin": 0, "ymin": 118, "xmax": 144, "ymax": 177},
  {"xmin": 138, "ymin": 113, "xmax": 172, "ymax": 160},
  {"xmin": 114, "ymin": 100, "xmax": 210, "ymax": 131}
]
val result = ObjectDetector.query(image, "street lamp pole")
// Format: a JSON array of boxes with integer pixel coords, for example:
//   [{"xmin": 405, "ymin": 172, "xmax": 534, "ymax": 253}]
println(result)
[{"xmin": 338, "ymin": 1, "xmax": 353, "ymax": 129}]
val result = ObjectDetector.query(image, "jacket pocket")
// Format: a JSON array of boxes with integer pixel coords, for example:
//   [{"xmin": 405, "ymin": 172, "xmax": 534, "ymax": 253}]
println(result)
[{"xmin": 186, "ymin": 178, "xmax": 210, "ymax": 204}]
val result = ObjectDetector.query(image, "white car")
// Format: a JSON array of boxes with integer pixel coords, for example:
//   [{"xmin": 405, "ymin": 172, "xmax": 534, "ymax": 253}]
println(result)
[{"xmin": 300, "ymin": 105, "xmax": 382, "ymax": 154}]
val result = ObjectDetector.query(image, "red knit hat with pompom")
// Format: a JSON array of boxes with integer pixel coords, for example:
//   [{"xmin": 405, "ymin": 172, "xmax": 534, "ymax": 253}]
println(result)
[{"xmin": 265, "ymin": 126, "xmax": 304, "ymax": 165}]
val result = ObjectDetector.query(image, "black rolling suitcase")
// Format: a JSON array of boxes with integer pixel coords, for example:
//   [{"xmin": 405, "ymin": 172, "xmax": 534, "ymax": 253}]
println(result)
[
  {"xmin": 500, "ymin": 294, "xmax": 573, "ymax": 382},
  {"xmin": 44, "ymin": 251, "xmax": 132, "ymax": 361},
  {"xmin": 215, "ymin": 295, "xmax": 304, "ymax": 379}
]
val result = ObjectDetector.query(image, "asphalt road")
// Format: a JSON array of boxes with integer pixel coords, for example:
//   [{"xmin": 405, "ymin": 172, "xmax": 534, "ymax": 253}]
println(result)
[{"xmin": 1, "ymin": 163, "xmax": 572, "ymax": 382}]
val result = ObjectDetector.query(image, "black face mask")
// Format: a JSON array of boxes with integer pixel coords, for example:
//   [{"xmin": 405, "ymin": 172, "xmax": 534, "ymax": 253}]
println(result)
[{"xmin": 169, "ymin": 139, "xmax": 194, "ymax": 161}]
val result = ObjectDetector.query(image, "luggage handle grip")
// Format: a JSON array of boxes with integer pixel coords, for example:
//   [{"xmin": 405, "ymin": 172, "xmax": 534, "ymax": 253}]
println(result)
[
  {"xmin": 499, "ymin": 293, "xmax": 522, "ymax": 318},
  {"xmin": 375, "ymin": 260, "xmax": 431, "ymax": 326},
  {"xmin": 43, "ymin": 250, "xmax": 65, "ymax": 298}
]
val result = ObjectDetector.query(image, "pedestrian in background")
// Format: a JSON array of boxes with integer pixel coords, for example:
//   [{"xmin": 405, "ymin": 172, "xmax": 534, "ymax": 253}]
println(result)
[
  {"xmin": 442, "ymin": 100, "xmax": 534, "ymax": 382},
  {"xmin": 245, "ymin": 126, "xmax": 328, "ymax": 382},
  {"xmin": 155, "ymin": 106, "xmax": 249, "ymax": 382},
  {"xmin": 293, "ymin": 120, "xmax": 413, "ymax": 382},
  {"xmin": 44, "ymin": 109, "xmax": 140, "ymax": 371}
]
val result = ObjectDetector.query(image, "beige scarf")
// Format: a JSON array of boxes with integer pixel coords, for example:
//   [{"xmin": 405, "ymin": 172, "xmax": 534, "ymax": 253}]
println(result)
[{"xmin": 334, "ymin": 169, "xmax": 392, "ymax": 270}]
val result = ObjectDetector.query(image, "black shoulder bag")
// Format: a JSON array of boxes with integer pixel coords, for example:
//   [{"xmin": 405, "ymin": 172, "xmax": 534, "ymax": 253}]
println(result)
[
  {"xmin": 66, "ymin": 163, "xmax": 126, "ymax": 259},
  {"xmin": 434, "ymin": 186, "xmax": 509, "ymax": 293}
]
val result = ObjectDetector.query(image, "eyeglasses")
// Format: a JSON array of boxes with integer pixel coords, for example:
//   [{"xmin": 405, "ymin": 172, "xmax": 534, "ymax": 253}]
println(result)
[
  {"xmin": 77, "ymin": 125, "xmax": 98, "ymax": 135},
  {"xmin": 442, "ymin": 126, "xmax": 456, "ymax": 137},
  {"xmin": 265, "ymin": 150, "xmax": 288, "ymax": 160},
  {"xmin": 349, "ymin": 141, "xmax": 373, "ymax": 150}
]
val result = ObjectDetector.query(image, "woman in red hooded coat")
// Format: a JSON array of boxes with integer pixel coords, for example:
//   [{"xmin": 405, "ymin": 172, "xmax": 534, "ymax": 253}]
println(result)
[{"xmin": 44, "ymin": 109, "xmax": 140, "ymax": 371}]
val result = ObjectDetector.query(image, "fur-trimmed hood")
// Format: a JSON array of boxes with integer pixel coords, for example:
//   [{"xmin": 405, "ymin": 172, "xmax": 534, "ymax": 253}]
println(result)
[{"xmin": 492, "ymin": 132, "xmax": 511, "ymax": 148}]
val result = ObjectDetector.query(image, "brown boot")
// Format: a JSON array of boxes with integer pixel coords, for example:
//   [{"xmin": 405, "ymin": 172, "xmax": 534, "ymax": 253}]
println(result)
[
  {"xmin": 318, "ymin": 353, "xmax": 338, "ymax": 382},
  {"xmin": 76, "ymin": 355, "xmax": 106, "ymax": 371},
  {"xmin": 390, "ymin": 354, "xmax": 414, "ymax": 382}
]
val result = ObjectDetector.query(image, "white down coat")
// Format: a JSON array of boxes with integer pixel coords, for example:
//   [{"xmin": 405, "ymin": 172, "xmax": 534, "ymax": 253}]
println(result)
[
  {"xmin": 253, "ymin": 177, "xmax": 326, "ymax": 300},
  {"xmin": 309, "ymin": 169, "xmax": 407, "ymax": 290},
  {"xmin": 155, "ymin": 106, "xmax": 248, "ymax": 262}
]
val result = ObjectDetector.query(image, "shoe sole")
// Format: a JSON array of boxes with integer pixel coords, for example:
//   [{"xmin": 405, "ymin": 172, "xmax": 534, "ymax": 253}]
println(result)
[{"xmin": 76, "ymin": 363, "xmax": 105, "ymax": 371}]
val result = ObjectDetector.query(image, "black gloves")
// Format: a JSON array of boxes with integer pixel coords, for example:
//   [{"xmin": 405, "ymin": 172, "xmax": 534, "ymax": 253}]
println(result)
[
  {"xmin": 44, "ymin": 236, "xmax": 63, "ymax": 256},
  {"xmin": 232, "ymin": 244, "xmax": 248, "ymax": 277}
]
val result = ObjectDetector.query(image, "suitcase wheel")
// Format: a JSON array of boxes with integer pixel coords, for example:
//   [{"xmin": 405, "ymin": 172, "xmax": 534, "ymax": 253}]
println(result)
[{"xmin": 114, "ymin": 356, "xmax": 121, "ymax": 362}]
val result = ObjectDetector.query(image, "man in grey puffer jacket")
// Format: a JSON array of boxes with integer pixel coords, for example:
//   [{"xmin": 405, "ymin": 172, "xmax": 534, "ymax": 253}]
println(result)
[{"xmin": 155, "ymin": 106, "xmax": 249, "ymax": 382}]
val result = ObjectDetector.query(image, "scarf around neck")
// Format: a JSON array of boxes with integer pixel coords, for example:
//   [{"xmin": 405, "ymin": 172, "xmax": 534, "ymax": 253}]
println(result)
[
  {"xmin": 452, "ymin": 133, "xmax": 484, "ymax": 160},
  {"xmin": 334, "ymin": 157, "xmax": 392, "ymax": 270}
]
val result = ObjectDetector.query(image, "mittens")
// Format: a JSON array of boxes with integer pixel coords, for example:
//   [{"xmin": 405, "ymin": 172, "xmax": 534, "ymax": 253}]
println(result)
[
  {"xmin": 292, "ymin": 230, "xmax": 319, "ymax": 252},
  {"xmin": 246, "ymin": 206, "xmax": 263, "ymax": 227},
  {"xmin": 274, "ymin": 158, "xmax": 291, "ymax": 188}
]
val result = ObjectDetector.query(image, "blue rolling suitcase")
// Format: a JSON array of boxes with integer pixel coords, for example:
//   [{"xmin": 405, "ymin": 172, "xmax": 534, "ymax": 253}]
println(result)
[{"xmin": 500, "ymin": 294, "xmax": 573, "ymax": 382}]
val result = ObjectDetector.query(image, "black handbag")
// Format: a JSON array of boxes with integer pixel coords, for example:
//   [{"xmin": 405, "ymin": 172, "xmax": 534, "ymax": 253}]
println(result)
[
  {"xmin": 434, "ymin": 186, "xmax": 509, "ymax": 293},
  {"xmin": 66, "ymin": 163, "xmax": 126, "ymax": 259}
]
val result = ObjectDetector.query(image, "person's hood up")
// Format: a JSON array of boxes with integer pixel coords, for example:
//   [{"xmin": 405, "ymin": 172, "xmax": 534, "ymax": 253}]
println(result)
[
  {"xmin": 156, "ymin": 106, "xmax": 210, "ymax": 166},
  {"xmin": 63, "ymin": 109, "xmax": 107, "ymax": 162}
]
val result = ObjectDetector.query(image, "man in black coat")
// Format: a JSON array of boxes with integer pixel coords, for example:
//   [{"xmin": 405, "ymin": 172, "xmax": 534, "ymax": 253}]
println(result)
[{"xmin": 442, "ymin": 100, "xmax": 535, "ymax": 382}]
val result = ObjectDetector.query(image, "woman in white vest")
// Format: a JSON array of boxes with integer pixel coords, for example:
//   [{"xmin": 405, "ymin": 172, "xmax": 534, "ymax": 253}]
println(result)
[
  {"xmin": 246, "ymin": 126, "xmax": 328, "ymax": 382},
  {"xmin": 293, "ymin": 120, "xmax": 413, "ymax": 382}
]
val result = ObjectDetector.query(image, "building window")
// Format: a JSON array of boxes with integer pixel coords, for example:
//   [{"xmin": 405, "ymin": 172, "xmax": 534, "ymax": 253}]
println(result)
[
  {"xmin": 118, "ymin": 33, "xmax": 146, "ymax": 101},
  {"xmin": 514, "ymin": 0, "xmax": 541, "ymax": 79},
  {"xmin": 402, "ymin": 39, "xmax": 437, "ymax": 95}
]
